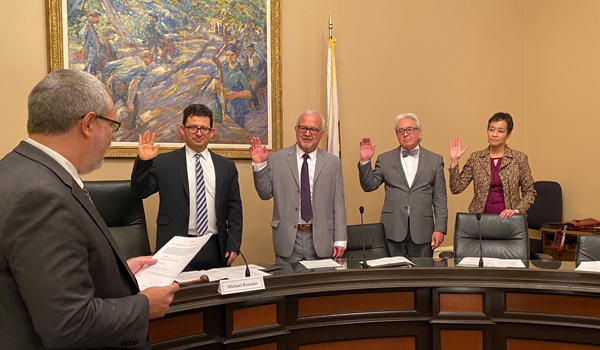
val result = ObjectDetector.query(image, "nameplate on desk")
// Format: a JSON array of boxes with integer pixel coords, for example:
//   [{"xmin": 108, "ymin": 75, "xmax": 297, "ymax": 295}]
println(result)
[{"xmin": 218, "ymin": 276, "xmax": 265, "ymax": 295}]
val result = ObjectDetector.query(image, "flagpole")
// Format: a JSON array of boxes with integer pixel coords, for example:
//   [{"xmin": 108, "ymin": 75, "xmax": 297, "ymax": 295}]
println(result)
[{"xmin": 329, "ymin": 11, "xmax": 333, "ymax": 39}]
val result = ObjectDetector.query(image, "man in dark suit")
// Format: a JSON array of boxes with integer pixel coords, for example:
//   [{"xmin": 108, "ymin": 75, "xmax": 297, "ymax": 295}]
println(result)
[
  {"xmin": 0, "ymin": 69, "xmax": 178, "ymax": 349},
  {"xmin": 131, "ymin": 104, "xmax": 242, "ymax": 271},
  {"xmin": 358, "ymin": 113, "xmax": 448, "ymax": 258}
]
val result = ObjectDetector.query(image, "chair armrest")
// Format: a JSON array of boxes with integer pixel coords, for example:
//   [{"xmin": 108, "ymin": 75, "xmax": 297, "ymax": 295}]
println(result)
[
  {"xmin": 534, "ymin": 253, "xmax": 554, "ymax": 261},
  {"xmin": 439, "ymin": 251, "xmax": 455, "ymax": 259}
]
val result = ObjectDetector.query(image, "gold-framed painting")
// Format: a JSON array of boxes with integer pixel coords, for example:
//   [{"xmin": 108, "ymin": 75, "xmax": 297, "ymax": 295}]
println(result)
[{"xmin": 46, "ymin": 0, "xmax": 282, "ymax": 158}]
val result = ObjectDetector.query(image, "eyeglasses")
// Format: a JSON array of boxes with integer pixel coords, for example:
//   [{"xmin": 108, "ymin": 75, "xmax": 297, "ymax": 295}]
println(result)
[
  {"xmin": 184, "ymin": 125, "xmax": 212, "ymax": 135},
  {"xmin": 80, "ymin": 114, "xmax": 121, "ymax": 133},
  {"xmin": 396, "ymin": 127, "xmax": 419, "ymax": 135},
  {"xmin": 297, "ymin": 125, "xmax": 322, "ymax": 135},
  {"xmin": 96, "ymin": 115, "xmax": 121, "ymax": 133}
]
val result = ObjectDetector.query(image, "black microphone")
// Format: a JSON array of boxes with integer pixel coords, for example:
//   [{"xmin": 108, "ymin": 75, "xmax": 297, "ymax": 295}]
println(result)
[
  {"xmin": 217, "ymin": 221, "xmax": 250, "ymax": 277},
  {"xmin": 476, "ymin": 213, "xmax": 484, "ymax": 268},
  {"xmin": 359, "ymin": 206, "xmax": 367, "ymax": 269}
]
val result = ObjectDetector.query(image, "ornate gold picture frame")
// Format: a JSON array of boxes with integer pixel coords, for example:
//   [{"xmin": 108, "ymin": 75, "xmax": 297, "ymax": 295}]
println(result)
[{"xmin": 46, "ymin": 0, "xmax": 282, "ymax": 158}]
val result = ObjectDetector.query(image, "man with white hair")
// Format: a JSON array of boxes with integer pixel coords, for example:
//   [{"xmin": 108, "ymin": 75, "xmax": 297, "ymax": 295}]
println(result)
[
  {"xmin": 250, "ymin": 110, "xmax": 347, "ymax": 262},
  {"xmin": 0, "ymin": 69, "xmax": 178, "ymax": 349},
  {"xmin": 358, "ymin": 113, "xmax": 448, "ymax": 258}
]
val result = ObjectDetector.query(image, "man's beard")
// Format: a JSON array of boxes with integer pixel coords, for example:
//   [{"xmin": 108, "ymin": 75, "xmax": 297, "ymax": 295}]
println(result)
[{"xmin": 80, "ymin": 131, "xmax": 110, "ymax": 175}]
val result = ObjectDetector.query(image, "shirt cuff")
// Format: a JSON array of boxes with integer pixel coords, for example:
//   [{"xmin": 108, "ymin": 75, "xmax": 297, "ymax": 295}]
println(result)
[
  {"xmin": 252, "ymin": 161, "xmax": 267, "ymax": 172},
  {"xmin": 334, "ymin": 241, "xmax": 347, "ymax": 249},
  {"xmin": 359, "ymin": 160, "xmax": 371, "ymax": 166}
]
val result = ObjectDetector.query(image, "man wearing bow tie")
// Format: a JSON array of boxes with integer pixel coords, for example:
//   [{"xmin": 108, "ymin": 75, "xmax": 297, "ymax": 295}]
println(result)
[{"xmin": 358, "ymin": 113, "xmax": 447, "ymax": 258}]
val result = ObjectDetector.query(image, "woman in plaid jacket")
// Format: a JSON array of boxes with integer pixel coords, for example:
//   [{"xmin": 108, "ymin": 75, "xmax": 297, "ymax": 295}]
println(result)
[{"xmin": 448, "ymin": 112, "xmax": 536, "ymax": 219}]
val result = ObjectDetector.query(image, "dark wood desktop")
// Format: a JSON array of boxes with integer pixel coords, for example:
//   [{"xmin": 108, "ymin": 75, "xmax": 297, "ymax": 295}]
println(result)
[{"xmin": 148, "ymin": 259, "xmax": 600, "ymax": 350}]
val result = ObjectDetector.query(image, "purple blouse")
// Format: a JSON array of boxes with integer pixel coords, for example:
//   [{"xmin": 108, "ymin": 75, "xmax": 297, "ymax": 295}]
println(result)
[{"xmin": 484, "ymin": 157, "xmax": 506, "ymax": 213}]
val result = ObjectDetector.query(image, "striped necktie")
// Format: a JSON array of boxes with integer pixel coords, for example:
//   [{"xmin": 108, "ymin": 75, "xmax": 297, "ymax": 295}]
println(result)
[{"xmin": 194, "ymin": 153, "xmax": 208, "ymax": 236}]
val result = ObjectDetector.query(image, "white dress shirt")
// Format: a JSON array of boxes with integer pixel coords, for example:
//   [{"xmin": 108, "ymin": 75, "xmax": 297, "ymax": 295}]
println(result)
[
  {"xmin": 186, "ymin": 146, "xmax": 218, "ymax": 236},
  {"xmin": 400, "ymin": 145, "xmax": 420, "ymax": 188},
  {"xmin": 295, "ymin": 145, "xmax": 318, "ymax": 225},
  {"xmin": 25, "ymin": 138, "xmax": 83, "ymax": 189},
  {"xmin": 253, "ymin": 145, "xmax": 346, "ymax": 248},
  {"xmin": 359, "ymin": 145, "xmax": 420, "ymax": 187},
  {"xmin": 400, "ymin": 145, "xmax": 420, "ymax": 217}
]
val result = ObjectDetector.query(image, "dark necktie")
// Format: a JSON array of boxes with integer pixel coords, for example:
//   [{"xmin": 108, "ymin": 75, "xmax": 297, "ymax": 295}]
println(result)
[
  {"xmin": 402, "ymin": 149, "xmax": 418, "ymax": 157},
  {"xmin": 195, "ymin": 154, "xmax": 208, "ymax": 236},
  {"xmin": 300, "ymin": 153, "xmax": 313, "ymax": 223}
]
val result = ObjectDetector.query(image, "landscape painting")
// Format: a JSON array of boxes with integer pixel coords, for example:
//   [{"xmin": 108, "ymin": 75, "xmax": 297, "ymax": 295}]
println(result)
[{"xmin": 46, "ymin": 0, "xmax": 282, "ymax": 158}]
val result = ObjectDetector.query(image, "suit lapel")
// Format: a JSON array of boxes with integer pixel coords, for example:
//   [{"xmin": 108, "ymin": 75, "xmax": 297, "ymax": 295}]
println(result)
[
  {"xmin": 478, "ymin": 147, "xmax": 492, "ymax": 178},
  {"xmin": 210, "ymin": 149, "xmax": 223, "ymax": 210},
  {"xmin": 175, "ymin": 146, "xmax": 189, "ymax": 199},
  {"xmin": 313, "ymin": 149, "xmax": 326, "ymax": 183},
  {"xmin": 500, "ymin": 146, "xmax": 514, "ymax": 170},
  {"xmin": 73, "ymin": 183, "xmax": 138, "ymax": 285},
  {"xmin": 412, "ymin": 146, "xmax": 429, "ymax": 186},
  {"xmin": 391, "ymin": 147, "xmax": 409, "ymax": 188},
  {"xmin": 14, "ymin": 142, "xmax": 138, "ymax": 286},
  {"xmin": 286, "ymin": 145, "xmax": 299, "ymax": 187}
]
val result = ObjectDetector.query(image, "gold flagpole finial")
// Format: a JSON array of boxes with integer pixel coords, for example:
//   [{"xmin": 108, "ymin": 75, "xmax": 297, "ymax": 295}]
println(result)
[{"xmin": 328, "ymin": 11, "xmax": 333, "ymax": 38}]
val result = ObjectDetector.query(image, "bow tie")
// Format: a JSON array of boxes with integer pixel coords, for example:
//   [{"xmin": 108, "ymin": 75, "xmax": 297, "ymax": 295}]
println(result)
[{"xmin": 402, "ymin": 149, "xmax": 418, "ymax": 157}]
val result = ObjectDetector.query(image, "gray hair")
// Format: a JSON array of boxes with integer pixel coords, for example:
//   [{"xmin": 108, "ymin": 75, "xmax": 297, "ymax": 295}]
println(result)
[
  {"xmin": 27, "ymin": 69, "xmax": 110, "ymax": 135},
  {"xmin": 296, "ymin": 110, "xmax": 325, "ymax": 130},
  {"xmin": 393, "ymin": 113, "xmax": 423, "ymax": 143}
]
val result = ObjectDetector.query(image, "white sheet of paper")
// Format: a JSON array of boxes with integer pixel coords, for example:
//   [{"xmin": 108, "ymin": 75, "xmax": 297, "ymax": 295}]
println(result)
[
  {"xmin": 576, "ymin": 261, "xmax": 600, "ymax": 272},
  {"xmin": 456, "ymin": 257, "xmax": 499, "ymax": 267},
  {"xmin": 135, "ymin": 235, "xmax": 210, "ymax": 290},
  {"xmin": 457, "ymin": 257, "xmax": 526, "ymax": 268},
  {"xmin": 176, "ymin": 264, "xmax": 270, "ymax": 282},
  {"xmin": 175, "ymin": 271, "xmax": 204, "ymax": 283},
  {"xmin": 208, "ymin": 265, "xmax": 270, "ymax": 280},
  {"xmin": 367, "ymin": 256, "xmax": 415, "ymax": 267},
  {"xmin": 210, "ymin": 264, "xmax": 266, "ymax": 272},
  {"xmin": 493, "ymin": 259, "xmax": 526, "ymax": 268},
  {"xmin": 299, "ymin": 259, "xmax": 342, "ymax": 269}
]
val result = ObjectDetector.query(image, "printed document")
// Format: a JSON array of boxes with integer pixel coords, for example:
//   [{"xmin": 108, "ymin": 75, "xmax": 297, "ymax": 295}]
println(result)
[
  {"xmin": 575, "ymin": 261, "xmax": 600, "ymax": 272},
  {"xmin": 135, "ymin": 235, "xmax": 210, "ymax": 290},
  {"xmin": 457, "ymin": 257, "xmax": 525, "ymax": 268}
]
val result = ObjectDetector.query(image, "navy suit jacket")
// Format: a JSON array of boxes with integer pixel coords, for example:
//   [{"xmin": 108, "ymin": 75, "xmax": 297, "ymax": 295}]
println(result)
[{"xmin": 131, "ymin": 147, "xmax": 243, "ymax": 261}]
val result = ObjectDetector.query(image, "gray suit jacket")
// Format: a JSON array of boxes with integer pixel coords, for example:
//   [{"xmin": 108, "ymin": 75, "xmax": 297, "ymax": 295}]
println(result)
[
  {"xmin": 253, "ymin": 145, "xmax": 347, "ymax": 258},
  {"xmin": 358, "ymin": 146, "xmax": 448, "ymax": 244},
  {"xmin": 0, "ymin": 142, "xmax": 149, "ymax": 349}
]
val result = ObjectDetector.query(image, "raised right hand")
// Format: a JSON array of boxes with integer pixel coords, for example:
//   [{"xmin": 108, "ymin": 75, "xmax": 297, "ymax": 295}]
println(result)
[
  {"xmin": 249, "ymin": 137, "xmax": 268, "ymax": 163},
  {"xmin": 138, "ymin": 130, "xmax": 160, "ymax": 160},
  {"xmin": 140, "ymin": 283, "xmax": 179, "ymax": 320},
  {"xmin": 450, "ymin": 136, "xmax": 469, "ymax": 162},
  {"xmin": 359, "ymin": 137, "xmax": 376, "ymax": 162}
]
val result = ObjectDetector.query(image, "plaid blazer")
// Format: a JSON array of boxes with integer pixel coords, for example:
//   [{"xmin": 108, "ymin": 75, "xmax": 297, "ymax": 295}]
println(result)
[{"xmin": 449, "ymin": 146, "xmax": 536, "ymax": 213}]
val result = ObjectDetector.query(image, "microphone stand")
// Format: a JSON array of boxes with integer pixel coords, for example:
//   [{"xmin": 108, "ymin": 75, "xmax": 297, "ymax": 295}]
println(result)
[
  {"xmin": 476, "ymin": 213, "xmax": 484, "ymax": 268},
  {"xmin": 360, "ymin": 206, "xmax": 367, "ymax": 269},
  {"xmin": 218, "ymin": 222, "xmax": 250, "ymax": 277}
]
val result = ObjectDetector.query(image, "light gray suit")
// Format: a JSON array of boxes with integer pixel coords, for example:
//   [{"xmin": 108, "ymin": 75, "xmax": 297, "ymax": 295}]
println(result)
[
  {"xmin": 0, "ymin": 142, "xmax": 149, "ymax": 349},
  {"xmin": 358, "ymin": 146, "xmax": 448, "ymax": 246},
  {"xmin": 253, "ymin": 145, "xmax": 347, "ymax": 258}
]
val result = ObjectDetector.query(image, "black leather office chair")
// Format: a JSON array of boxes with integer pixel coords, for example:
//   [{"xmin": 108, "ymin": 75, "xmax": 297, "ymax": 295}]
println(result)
[
  {"xmin": 527, "ymin": 181, "xmax": 562, "ymax": 258},
  {"xmin": 342, "ymin": 223, "xmax": 390, "ymax": 260},
  {"xmin": 576, "ymin": 234, "xmax": 600, "ymax": 265},
  {"xmin": 83, "ymin": 180, "xmax": 151, "ymax": 259},
  {"xmin": 448, "ymin": 213, "xmax": 530, "ymax": 260}
]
